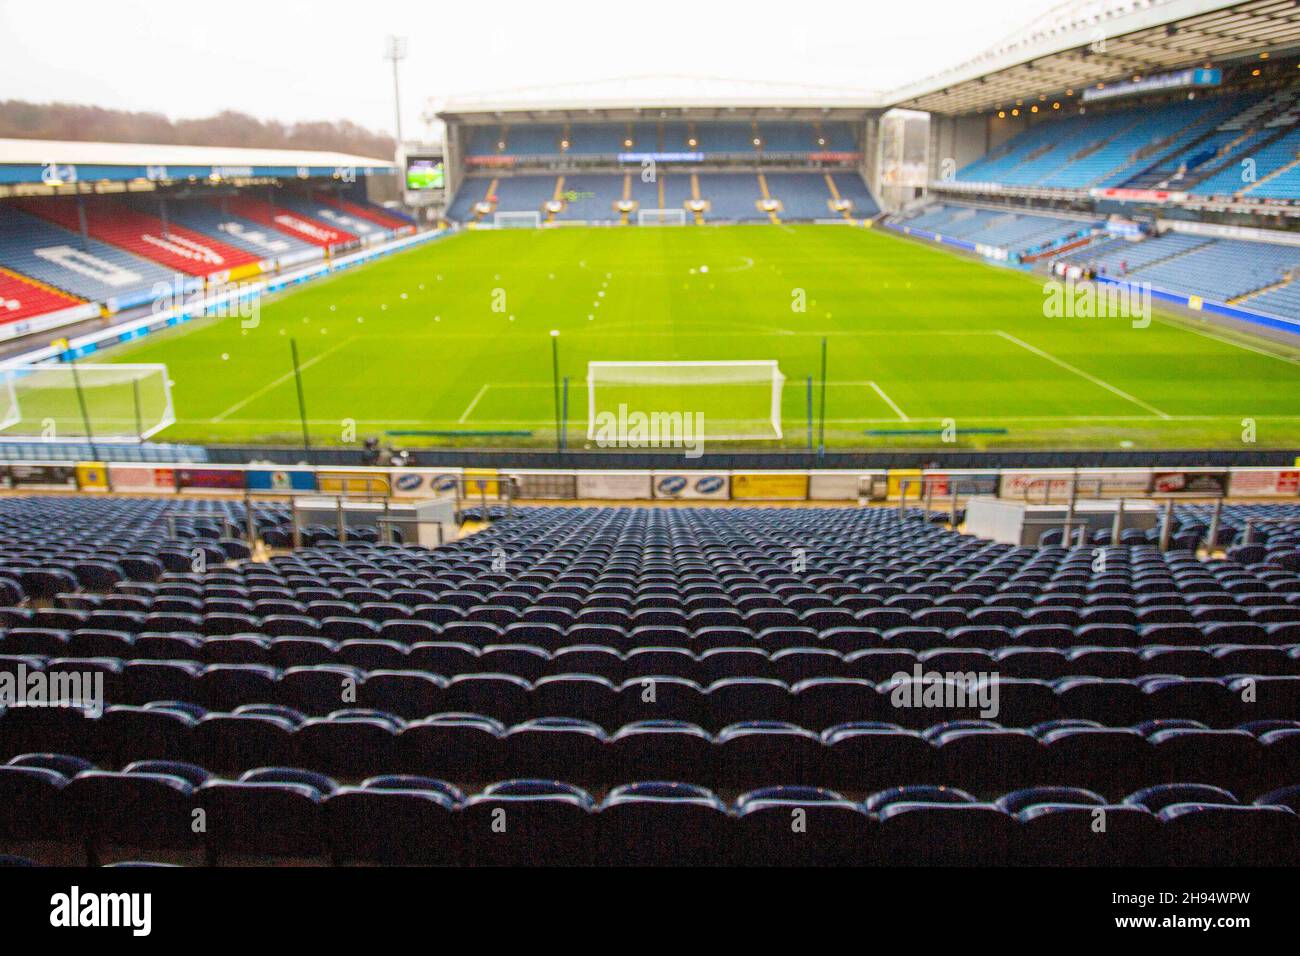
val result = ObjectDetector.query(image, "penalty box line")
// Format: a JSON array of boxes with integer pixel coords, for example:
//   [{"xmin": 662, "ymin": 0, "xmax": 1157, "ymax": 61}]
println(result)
[{"xmin": 458, "ymin": 379, "xmax": 910, "ymax": 425}]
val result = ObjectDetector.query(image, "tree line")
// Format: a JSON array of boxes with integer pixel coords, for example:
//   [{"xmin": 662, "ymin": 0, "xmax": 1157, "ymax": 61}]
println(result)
[{"xmin": 0, "ymin": 100, "xmax": 395, "ymax": 159}]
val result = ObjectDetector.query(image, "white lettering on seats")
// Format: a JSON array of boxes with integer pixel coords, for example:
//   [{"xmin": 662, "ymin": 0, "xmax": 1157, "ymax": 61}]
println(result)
[
  {"xmin": 141, "ymin": 232, "xmax": 226, "ymax": 265},
  {"xmin": 218, "ymin": 221, "xmax": 291, "ymax": 253},
  {"xmin": 34, "ymin": 246, "xmax": 143, "ymax": 287}
]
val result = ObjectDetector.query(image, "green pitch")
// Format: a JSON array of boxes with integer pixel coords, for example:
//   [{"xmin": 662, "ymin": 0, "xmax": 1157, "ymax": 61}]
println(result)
[{"xmin": 95, "ymin": 224, "xmax": 1300, "ymax": 450}]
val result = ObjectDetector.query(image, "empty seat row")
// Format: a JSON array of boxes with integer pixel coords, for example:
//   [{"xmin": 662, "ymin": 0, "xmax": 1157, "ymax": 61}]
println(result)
[
  {"xmin": 14, "ymin": 605, "xmax": 1300, "ymax": 649},
  {"xmin": 7, "ymin": 628, "xmax": 1299, "ymax": 679},
  {"xmin": 4, "ymin": 698, "xmax": 1298, "ymax": 795},
  {"xmin": 4, "ymin": 653, "xmax": 1299, "ymax": 727},
  {"xmin": 3, "ymin": 760, "xmax": 1296, "ymax": 866}
]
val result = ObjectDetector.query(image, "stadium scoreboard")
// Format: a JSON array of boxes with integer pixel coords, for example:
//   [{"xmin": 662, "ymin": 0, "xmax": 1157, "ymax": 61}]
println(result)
[{"xmin": 402, "ymin": 148, "xmax": 446, "ymax": 206}]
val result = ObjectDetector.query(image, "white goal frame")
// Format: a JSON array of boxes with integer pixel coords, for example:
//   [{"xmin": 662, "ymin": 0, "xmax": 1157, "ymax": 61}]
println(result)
[
  {"xmin": 586, "ymin": 359, "xmax": 785, "ymax": 441},
  {"xmin": 637, "ymin": 208, "xmax": 687, "ymax": 226},
  {"xmin": 493, "ymin": 210, "xmax": 542, "ymax": 229},
  {"xmin": 0, "ymin": 362, "xmax": 176, "ymax": 442}
]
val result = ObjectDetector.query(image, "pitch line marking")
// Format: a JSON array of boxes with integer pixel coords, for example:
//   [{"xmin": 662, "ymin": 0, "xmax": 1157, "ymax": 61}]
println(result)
[
  {"xmin": 210, "ymin": 336, "xmax": 357, "ymax": 423},
  {"xmin": 868, "ymin": 380, "xmax": 909, "ymax": 421},
  {"xmin": 995, "ymin": 330, "xmax": 1171, "ymax": 420},
  {"xmin": 458, "ymin": 384, "xmax": 490, "ymax": 423},
  {"xmin": 1155, "ymin": 318, "xmax": 1300, "ymax": 367}
]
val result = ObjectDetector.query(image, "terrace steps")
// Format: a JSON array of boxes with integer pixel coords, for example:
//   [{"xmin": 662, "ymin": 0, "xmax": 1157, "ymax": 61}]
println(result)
[
  {"xmin": 756, "ymin": 173, "xmax": 780, "ymax": 224},
  {"xmin": 547, "ymin": 176, "xmax": 565, "ymax": 224},
  {"xmin": 1231, "ymin": 274, "xmax": 1293, "ymax": 305}
]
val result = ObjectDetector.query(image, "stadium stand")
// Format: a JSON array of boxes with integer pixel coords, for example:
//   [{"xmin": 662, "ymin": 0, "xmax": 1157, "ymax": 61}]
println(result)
[
  {"xmin": 764, "ymin": 173, "xmax": 840, "ymax": 220},
  {"xmin": 1060, "ymin": 231, "xmax": 1213, "ymax": 275},
  {"xmin": 952, "ymin": 89, "xmax": 1300, "ymax": 193},
  {"xmin": 0, "ymin": 268, "xmax": 86, "ymax": 324},
  {"xmin": 309, "ymin": 192, "xmax": 414, "ymax": 233},
  {"xmin": 828, "ymin": 173, "xmax": 879, "ymax": 217},
  {"xmin": 1129, "ymin": 238, "xmax": 1300, "ymax": 302},
  {"xmin": 553, "ymin": 175, "xmax": 624, "ymax": 222},
  {"xmin": 1249, "ymin": 279, "xmax": 1300, "ymax": 317},
  {"xmin": 489, "ymin": 175, "xmax": 562, "ymax": 218},
  {"xmin": 464, "ymin": 121, "xmax": 861, "ymax": 160},
  {"xmin": 1052, "ymin": 228, "xmax": 1300, "ymax": 316},
  {"xmin": 697, "ymin": 174, "xmax": 765, "ymax": 221},
  {"xmin": 897, "ymin": 203, "xmax": 1094, "ymax": 257},
  {"xmin": 269, "ymin": 193, "xmax": 379, "ymax": 240},
  {"xmin": 0, "ymin": 498, "xmax": 1296, "ymax": 865},
  {"xmin": 17, "ymin": 198, "xmax": 260, "ymax": 278},
  {"xmin": 124, "ymin": 197, "xmax": 319, "ymax": 262},
  {"xmin": 223, "ymin": 196, "xmax": 357, "ymax": 249},
  {"xmin": 449, "ymin": 169, "xmax": 879, "ymax": 224},
  {"xmin": 565, "ymin": 124, "xmax": 626, "ymax": 156},
  {"xmin": 447, "ymin": 115, "xmax": 876, "ymax": 225},
  {"xmin": 0, "ymin": 205, "xmax": 174, "ymax": 309}
]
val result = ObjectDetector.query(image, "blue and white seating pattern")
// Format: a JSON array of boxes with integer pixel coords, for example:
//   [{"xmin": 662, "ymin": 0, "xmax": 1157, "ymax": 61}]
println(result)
[{"xmin": 0, "ymin": 206, "xmax": 172, "ymax": 307}]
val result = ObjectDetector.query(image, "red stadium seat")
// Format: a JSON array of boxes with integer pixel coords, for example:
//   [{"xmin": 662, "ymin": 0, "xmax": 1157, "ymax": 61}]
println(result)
[{"xmin": 17, "ymin": 197, "xmax": 260, "ymax": 278}]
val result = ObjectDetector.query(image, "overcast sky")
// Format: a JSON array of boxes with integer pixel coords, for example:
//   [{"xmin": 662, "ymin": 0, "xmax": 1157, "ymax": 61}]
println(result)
[{"xmin": 0, "ymin": 0, "xmax": 1057, "ymax": 137}]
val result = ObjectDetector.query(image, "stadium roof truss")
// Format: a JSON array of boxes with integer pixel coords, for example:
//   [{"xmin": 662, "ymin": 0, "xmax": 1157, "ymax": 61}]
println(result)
[{"xmin": 888, "ymin": 0, "xmax": 1300, "ymax": 115}]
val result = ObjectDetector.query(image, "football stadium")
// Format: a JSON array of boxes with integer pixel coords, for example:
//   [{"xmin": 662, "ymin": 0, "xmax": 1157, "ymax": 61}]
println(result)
[{"xmin": 0, "ymin": 0, "xmax": 1299, "ymax": 918}]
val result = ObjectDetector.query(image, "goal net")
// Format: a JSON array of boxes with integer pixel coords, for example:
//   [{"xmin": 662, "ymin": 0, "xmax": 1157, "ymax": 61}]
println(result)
[
  {"xmin": 0, "ymin": 363, "xmax": 175, "ymax": 442},
  {"xmin": 587, "ymin": 360, "xmax": 785, "ymax": 442},
  {"xmin": 637, "ymin": 208, "xmax": 687, "ymax": 226},
  {"xmin": 494, "ymin": 210, "xmax": 542, "ymax": 229}
]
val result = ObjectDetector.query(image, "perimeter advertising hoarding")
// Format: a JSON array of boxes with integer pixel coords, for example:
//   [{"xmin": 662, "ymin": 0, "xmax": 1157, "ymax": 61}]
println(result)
[
  {"xmin": 176, "ymin": 468, "xmax": 246, "ymax": 491},
  {"xmin": 1228, "ymin": 469, "xmax": 1300, "ymax": 497},
  {"xmin": 108, "ymin": 465, "xmax": 177, "ymax": 493},
  {"xmin": 653, "ymin": 472, "xmax": 729, "ymax": 500},
  {"xmin": 576, "ymin": 471, "xmax": 653, "ymax": 500},
  {"xmin": 6, "ymin": 464, "xmax": 77, "ymax": 488},
  {"xmin": 807, "ymin": 472, "xmax": 883, "ymax": 500},
  {"xmin": 74, "ymin": 462, "xmax": 108, "ymax": 492},
  {"xmin": 317, "ymin": 471, "xmax": 391, "ymax": 495},
  {"xmin": 388, "ymin": 469, "xmax": 462, "ymax": 498},
  {"xmin": 922, "ymin": 473, "xmax": 1000, "ymax": 498},
  {"xmin": 1000, "ymin": 472, "xmax": 1073, "ymax": 500},
  {"xmin": 731, "ymin": 473, "xmax": 809, "ymax": 500},
  {"xmin": 1150, "ymin": 471, "xmax": 1231, "ymax": 496},
  {"xmin": 511, "ymin": 471, "xmax": 579, "ymax": 499},
  {"xmin": 245, "ymin": 469, "xmax": 318, "ymax": 493},
  {"xmin": 999, "ymin": 471, "xmax": 1151, "ymax": 500}
]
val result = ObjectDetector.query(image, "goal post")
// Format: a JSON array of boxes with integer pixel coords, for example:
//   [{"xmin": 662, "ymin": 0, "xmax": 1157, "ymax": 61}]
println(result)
[
  {"xmin": 493, "ymin": 210, "xmax": 542, "ymax": 229},
  {"xmin": 637, "ymin": 208, "xmax": 687, "ymax": 226},
  {"xmin": 587, "ymin": 360, "xmax": 786, "ymax": 442},
  {"xmin": 0, "ymin": 363, "xmax": 175, "ymax": 442}
]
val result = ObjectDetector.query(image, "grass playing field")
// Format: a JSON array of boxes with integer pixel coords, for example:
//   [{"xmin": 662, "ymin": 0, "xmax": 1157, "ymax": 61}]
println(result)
[{"xmin": 80, "ymin": 223, "xmax": 1300, "ymax": 450}]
